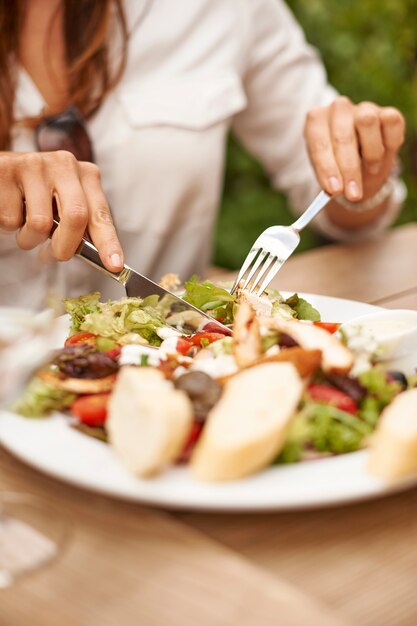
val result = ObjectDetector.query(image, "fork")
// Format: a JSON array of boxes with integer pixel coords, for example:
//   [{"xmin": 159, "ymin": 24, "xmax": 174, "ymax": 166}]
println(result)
[{"xmin": 230, "ymin": 190, "xmax": 331, "ymax": 296}]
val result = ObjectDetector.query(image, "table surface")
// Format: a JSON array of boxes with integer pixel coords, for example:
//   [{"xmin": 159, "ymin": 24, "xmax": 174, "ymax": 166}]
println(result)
[{"xmin": 2, "ymin": 224, "xmax": 417, "ymax": 626}]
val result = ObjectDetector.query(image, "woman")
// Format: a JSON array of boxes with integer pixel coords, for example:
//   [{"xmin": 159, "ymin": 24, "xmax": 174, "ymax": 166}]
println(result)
[{"xmin": 0, "ymin": 0, "xmax": 406, "ymax": 307}]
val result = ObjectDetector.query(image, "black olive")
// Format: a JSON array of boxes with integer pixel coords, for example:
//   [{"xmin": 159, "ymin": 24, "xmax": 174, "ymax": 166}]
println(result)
[
  {"xmin": 175, "ymin": 371, "xmax": 222, "ymax": 422},
  {"xmin": 279, "ymin": 333, "xmax": 299, "ymax": 348},
  {"xmin": 387, "ymin": 370, "xmax": 408, "ymax": 388},
  {"xmin": 53, "ymin": 345, "xmax": 118, "ymax": 379}
]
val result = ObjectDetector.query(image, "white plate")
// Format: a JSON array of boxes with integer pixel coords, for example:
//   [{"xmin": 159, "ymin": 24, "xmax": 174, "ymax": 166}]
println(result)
[{"xmin": 1, "ymin": 292, "xmax": 416, "ymax": 512}]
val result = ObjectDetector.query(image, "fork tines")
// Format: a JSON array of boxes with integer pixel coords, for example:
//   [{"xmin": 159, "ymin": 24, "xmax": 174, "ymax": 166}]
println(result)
[{"xmin": 230, "ymin": 248, "xmax": 282, "ymax": 296}]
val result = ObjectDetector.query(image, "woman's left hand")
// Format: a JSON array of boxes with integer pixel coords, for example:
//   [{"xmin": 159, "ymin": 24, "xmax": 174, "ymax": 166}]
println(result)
[{"xmin": 304, "ymin": 96, "xmax": 405, "ymax": 202}]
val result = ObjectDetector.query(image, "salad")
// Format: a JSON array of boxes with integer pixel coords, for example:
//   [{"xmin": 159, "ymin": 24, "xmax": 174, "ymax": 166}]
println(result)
[{"xmin": 12, "ymin": 277, "xmax": 416, "ymax": 482}]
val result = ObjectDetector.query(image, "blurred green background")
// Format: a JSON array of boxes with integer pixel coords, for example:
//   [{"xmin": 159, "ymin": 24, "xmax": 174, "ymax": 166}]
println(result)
[{"xmin": 214, "ymin": 0, "xmax": 417, "ymax": 269}]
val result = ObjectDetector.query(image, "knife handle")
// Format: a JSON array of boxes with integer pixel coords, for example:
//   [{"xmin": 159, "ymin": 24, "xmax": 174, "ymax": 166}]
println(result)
[{"xmin": 51, "ymin": 218, "xmax": 129, "ymax": 286}]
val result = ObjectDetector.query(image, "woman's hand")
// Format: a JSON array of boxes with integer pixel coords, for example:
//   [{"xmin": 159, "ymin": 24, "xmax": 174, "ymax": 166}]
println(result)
[
  {"xmin": 0, "ymin": 150, "xmax": 124, "ymax": 271},
  {"xmin": 304, "ymin": 97, "xmax": 405, "ymax": 202}
]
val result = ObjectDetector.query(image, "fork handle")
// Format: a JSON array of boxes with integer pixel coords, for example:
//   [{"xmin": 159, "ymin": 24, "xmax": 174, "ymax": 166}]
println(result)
[{"xmin": 291, "ymin": 190, "xmax": 331, "ymax": 232}]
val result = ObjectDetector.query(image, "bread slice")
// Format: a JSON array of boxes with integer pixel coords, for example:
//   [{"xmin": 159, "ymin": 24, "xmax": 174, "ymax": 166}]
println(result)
[
  {"xmin": 191, "ymin": 362, "xmax": 303, "ymax": 481},
  {"xmin": 259, "ymin": 317, "xmax": 353, "ymax": 374},
  {"xmin": 368, "ymin": 388, "xmax": 417, "ymax": 480},
  {"xmin": 107, "ymin": 367, "xmax": 193, "ymax": 477}
]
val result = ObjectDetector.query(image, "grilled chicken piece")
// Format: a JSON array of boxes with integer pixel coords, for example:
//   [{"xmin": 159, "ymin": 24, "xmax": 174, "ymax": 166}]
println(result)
[
  {"xmin": 107, "ymin": 367, "xmax": 193, "ymax": 477},
  {"xmin": 368, "ymin": 388, "xmax": 417, "ymax": 480},
  {"xmin": 233, "ymin": 301, "xmax": 261, "ymax": 368},
  {"xmin": 191, "ymin": 362, "xmax": 303, "ymax": 481},
  {"xmin": 39, "ymin": 370, "xmax": 116, "ymax": 394},
  {"xmin": 218, "ymin": 347, "xmax": 322, "ymax": 383},
  {"xmin": 239, "ymin": 290, "xmax": 273, "ymax": 317},
  {"xmin": 259, "ymin": 317, "xmax": 353, "ymax": 374}
]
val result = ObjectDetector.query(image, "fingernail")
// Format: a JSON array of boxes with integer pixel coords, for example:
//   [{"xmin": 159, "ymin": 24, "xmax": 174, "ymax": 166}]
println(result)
[
  {"xmin": 110, "ymin": 253, "xmax": 123, "ymax": 268},
  {"xmin": 328, "ymin": 176, "xmax": 342, "ymax": 193},
  {"xmin": 347, "ymin": 181, "xmax": 361, "ymax": 200}
]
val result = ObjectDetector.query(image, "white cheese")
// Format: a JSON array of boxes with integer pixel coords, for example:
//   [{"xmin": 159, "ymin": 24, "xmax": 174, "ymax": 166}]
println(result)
[{"xmin": 156, "ymin": 327, "xmax": 181, "ymax": 340}]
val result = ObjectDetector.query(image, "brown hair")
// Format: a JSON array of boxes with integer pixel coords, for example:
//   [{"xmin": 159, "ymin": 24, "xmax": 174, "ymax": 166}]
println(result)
[{"xmin": 0, "ymin": 0, "xmax": 128, "ymax": 150}]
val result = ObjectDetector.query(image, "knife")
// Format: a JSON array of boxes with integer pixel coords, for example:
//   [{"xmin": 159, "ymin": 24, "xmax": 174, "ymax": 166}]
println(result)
[{"xmin": 51, "ymin": 219, "xmax": 230, "ymax": 335}]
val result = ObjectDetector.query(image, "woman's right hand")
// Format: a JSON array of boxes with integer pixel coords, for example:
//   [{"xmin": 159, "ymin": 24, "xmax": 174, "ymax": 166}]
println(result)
[{"xmin": 0, "ymin": 150, "xmax": 124, "ymax": 271}]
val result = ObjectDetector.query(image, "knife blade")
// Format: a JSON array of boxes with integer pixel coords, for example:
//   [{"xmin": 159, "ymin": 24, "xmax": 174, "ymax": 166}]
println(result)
[{"xmin": 51, "ymin": 220, "xmax": 230, "ymax": 335}]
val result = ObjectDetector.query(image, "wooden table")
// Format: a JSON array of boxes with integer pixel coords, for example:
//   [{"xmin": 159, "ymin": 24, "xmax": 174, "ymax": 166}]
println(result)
[{"xmin": 2, "ymin": 224, "xmax": 417, "ymax": 626}]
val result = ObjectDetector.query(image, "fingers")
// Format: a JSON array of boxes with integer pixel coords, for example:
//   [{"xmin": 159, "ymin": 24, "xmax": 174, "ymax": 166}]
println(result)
[
  {"xmin": 329, "ymin": 97, "xmax": 362, "ymax": 200},
  {"xmin": 0, "ymin": 155, "xmax": 24, "ymax": 232},
  {"xmin": 354, "ymin": 102, "xmax": 385, "ymax": 175},
  {"xmin": 16, "ymin": 155, "xmax": 54, "ymax": 250},
  {"xmin": 380, "ymin": 107, "xmax": 405, "ymax": 153},
  {"xmin": 306, "ymin": 97, "xmax": 406, "ymax": 203},
  {"xmin": 305, "ymin": 96, "xmax": 363, "ymax": 200},
  {"xmin": 48, "ymin": 151, "xmax": 89, "ymax": 261},
  {"xmin": 80, "ymin": 162, "xmax": 124, "ymax": 271},
  {"xmin": 304, "ymin": 107, "xmax": 343, "ymax": 194}
]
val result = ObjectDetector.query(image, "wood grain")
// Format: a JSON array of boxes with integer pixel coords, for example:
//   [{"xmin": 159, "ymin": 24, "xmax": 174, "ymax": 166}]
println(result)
[{"xmin": 0, "ymin": 451, "xmax": 347, "ymax": 626}]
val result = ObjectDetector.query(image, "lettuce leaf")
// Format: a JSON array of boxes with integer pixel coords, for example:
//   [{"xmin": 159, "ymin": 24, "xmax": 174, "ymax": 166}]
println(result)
[
  {"xmin": 12, "ymin": 378, "xmax": 76, "ymax": 418},
  {"xmin": 64, "ymin": 293, "xmax": 168, "ymax": 346},
  {"xmin": 277, "ymin": 401, "xmax": 372, "ymax": 463},
  {"xmin": 183, "ymin": 276, "xmax": 236, "ymax": 323},
  {"xmin": 63, "ymin": 292, "xmax": 101, "ymax": 333},
  {"xmin": 283, "ymin": 294, "xmax": 321, "ymax": 322},
  {"xmin": 358, "ymin": 368, "xmax": 402, "ymax": 426}
]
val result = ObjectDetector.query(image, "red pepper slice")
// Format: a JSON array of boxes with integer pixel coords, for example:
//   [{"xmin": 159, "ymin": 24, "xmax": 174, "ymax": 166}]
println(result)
[
  {"xmin": 313, "ymin": 322, "xmax": 341, "ymax": 334},
  {"xmin": 307, "ymin": 384, "xmax": 358, "ymax": 414}
]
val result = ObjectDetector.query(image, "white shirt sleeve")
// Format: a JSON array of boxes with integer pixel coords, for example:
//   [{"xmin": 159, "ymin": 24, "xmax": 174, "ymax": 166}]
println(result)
[{"xmin": 232, "ymin": 0, "xmax": 404, "ymax": 241}]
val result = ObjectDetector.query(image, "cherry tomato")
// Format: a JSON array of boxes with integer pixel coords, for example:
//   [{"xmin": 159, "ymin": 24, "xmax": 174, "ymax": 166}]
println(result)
[
  {"xmin": 313, "ymin": 322, "xmax": 341, "ymax": 334},
  {"xmin": 65, "ymin": 332, "xmax": 97, "ymax": 347},
  {"xmin": 176, "ymin": 338, "xmax": 192, "ymax": 355},
  {"xmin": 307, "ymin": 384, "xmax": 358, "ymax": 414},
  {"xmin": 203, "ymin": 322, "xmax": 232, "ymax": 336},
  {"xmin": 71, "ymin": 393, "xmax": 110, "ymax": 426},
  {"xmin": 189, "ymin": 331, "xmax": 225, "ymax": 347}
]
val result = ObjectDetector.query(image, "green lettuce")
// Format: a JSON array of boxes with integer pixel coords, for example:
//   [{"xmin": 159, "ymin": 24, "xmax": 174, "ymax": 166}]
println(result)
[
  {"xmin": 183, "ymin": 276, "xmax": 236, "ymax": 323},
  {"xmin": 63, "ymin": 292, "xmax": 101, "ymax": 333},
  {"xmin": 283, "ymin": 294, "xmax": 321, "ymax": 322},
  {"xmin": 12, "ymin": 378, "xmax": 76, "ymax": 418},
  {"xmin": 277, "ymin": 402, "xmax": 372, "ymax": 463},
  {"xmin": 358, "ymin": 368, "xmax": 402, "ymax": 426},
  {"xmin": 63, "ymin": 293, "xmax": 168, "ymax": 346}
]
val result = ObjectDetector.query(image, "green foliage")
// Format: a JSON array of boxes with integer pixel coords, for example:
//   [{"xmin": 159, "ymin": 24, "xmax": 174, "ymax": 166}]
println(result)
[{"xmin": 214, "ymin": 0, "xmax": 417, "ymax": 269}]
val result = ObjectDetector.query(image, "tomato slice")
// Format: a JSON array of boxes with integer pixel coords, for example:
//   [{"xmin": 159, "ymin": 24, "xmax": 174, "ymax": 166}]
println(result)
[
  {"xmin": 71, "ymin": 393, "xmax": 110, "ymax": 426},
  {"xmin": 189, "ymin": 331, "xmax": 226, "ymax": 347},
  {"xmin": 176, "ymin": 337, "xmax": 193, "ymax": 355},
  {"xmin": 65, "ymin": 332, "xmax": 97, "ymax": 347},
  {"xmin": 313, "ymin": 322, "xmax": 341, "ymax": 334},
  {"xmin": 307, "ymin": 384, "xmax": 358, "ymax": 414}
]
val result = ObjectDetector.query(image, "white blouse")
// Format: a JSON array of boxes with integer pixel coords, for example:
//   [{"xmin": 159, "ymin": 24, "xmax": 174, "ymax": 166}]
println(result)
[{"xmin": 0, "ymin": 0, "xmax": 404, "ymax": 307}]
